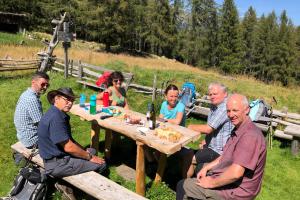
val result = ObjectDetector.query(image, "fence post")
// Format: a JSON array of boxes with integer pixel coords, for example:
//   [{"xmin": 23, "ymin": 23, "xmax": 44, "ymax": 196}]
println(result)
[
  {"xmin": 70, "ymin": 59, "xmax": 73, "ymax": 76},
  {"xmin": 152, "ymin": 74, "xmax": 157, "ymax": 102},
  {"xmin": 78, "ymin": 60, "xmax": 83, "ymax": 80}
]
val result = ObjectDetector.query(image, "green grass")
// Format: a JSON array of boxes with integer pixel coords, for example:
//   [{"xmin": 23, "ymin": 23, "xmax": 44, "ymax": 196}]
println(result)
[
  {"xmin": 0, "ymin": 71, "xmax": 299, "ymax": 200},
  {"xmin": 0, "ymin": 32, "xmax": 41, "ymax": 46}
]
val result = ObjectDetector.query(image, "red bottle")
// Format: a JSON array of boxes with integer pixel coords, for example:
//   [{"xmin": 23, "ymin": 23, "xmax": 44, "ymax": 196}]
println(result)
[{"xmin": 103, "ymin": 91, "xmax": 109, "ymax": 107}]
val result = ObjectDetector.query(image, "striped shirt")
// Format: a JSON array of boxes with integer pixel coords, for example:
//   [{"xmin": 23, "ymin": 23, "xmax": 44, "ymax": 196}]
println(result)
[
  {"xmin": 205, "ymin": 98, "xmax": 233, "ymax": 155},
  {"xmin": 14, "ymin": 88, "xmax": 43, "ymax": 147}
]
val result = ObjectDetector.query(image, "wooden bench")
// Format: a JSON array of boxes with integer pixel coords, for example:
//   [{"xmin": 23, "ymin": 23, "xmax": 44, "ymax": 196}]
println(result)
[
  {"xmin": 284, "ymin": 125, "xmax": 300, "ymax": 155},
  {"xmin": 11, "ymin": 142, "xmax": 148, "ymax": 200}
]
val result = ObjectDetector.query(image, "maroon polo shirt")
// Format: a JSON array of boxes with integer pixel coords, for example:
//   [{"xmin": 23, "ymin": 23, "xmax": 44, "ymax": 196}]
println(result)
[{"xmin": 210, "ymin": 117, "xmax": 267, "ymax": 200}]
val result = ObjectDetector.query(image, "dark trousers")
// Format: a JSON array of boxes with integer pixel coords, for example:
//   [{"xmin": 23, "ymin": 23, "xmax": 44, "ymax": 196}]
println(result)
[
  {"xmin": 194, "ymin": 147, "xmax": 220, "ymax": 176},
  {"xmin": 44, "ymin": 149, "xmax": 106, "ymax": 178}
]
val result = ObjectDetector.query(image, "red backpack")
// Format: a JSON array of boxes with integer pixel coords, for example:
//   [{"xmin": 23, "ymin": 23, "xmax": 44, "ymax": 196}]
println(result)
[{"xmin": 95, "ymin": 71, "xmax": 111, "ymax": 88}]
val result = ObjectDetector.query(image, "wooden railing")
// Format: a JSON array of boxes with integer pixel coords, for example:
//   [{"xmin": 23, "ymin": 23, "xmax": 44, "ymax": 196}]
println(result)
[{"xmin": 0, "ymin": 59, "xmax": 40, "ymax": 71}]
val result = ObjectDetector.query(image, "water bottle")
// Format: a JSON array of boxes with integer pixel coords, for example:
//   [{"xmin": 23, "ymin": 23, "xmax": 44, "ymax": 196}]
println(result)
[
  {"xmin": 79, "ymin": 94, "xmax": 86, "ymax": 107},
  {"xmin": 103, "ymin": 91, "xmax": 109, "ymax": 107},
  {"xmin": 90, "ymin": 94, "xmax": 97, "ymax": 115}
]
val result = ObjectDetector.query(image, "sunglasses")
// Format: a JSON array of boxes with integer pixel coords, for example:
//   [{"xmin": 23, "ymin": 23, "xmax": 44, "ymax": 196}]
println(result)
[
  {"xmin": 41, "ymin": 82, "xmax": 50, "ymax": 88},
  {"xmin": 60, "ymin": 96, "xmax": 74, "ymax": 103},
  {"xmin": 113, "ymin": 79, "xmax": 123, "ymax": 83}
]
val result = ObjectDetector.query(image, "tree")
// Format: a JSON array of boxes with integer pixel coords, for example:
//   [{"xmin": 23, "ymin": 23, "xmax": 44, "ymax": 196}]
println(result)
[
  {"xmin": 187, "ymin": 0, "xmax": 218, "ymax": 67},
  {"xmin": 241, "ymin": 6, "xmax": 257, "ymax": 75},
  {"xmin": 253, "ymin": 12, "xmax": 279, "ymax": 83},
  {"xmin": 217, "ymin": 0, "xmax": 243, "ymax": 74},
  {"xmin": 143, "ymin": 0, "xmax": 175, "ymax": 56},
  {"xmin": 276, "ymin": 10, "xmax": 297, "ymax": 85}
]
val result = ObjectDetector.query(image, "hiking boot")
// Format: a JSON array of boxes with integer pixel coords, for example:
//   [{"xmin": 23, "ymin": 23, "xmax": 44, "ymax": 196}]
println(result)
[{"xmin": 55, "ymin": 182, "xmax": 76, "ymax": 200}]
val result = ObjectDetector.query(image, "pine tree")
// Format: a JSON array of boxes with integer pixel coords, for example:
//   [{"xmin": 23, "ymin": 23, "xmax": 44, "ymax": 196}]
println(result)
[
  {"xmin": 144, "ymin": 0, "xmax": 174, "ymax": 56},
  {"xmin": 253, "ymin": 12, "xmax": 279, "ymax": 83},
  {"xmin": 188, "ymin": 0, "xmax": 218, "ymax": 67},
  {"xmin": 277, "ymin": 10, "xmax": 297, "ymax": 85},
  {"xmin": 217, "ymin": 0, "xmax": 243, "ymax": 74},
  {"xmin": 241, "ymin": 6, "xmax": 257, "ymax": 75}
]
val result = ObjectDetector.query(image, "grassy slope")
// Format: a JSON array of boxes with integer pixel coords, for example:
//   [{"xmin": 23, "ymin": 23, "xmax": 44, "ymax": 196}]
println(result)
[
  {"xmin": 0, "ymin": 33, "xmax": 300, "ymax": 199},
  {"xmin": 1, "ymin": 38, "xmax": 299, "ymax": 113}
]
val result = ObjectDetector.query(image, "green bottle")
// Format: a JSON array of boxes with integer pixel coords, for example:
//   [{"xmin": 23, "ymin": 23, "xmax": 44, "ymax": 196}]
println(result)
[{"xmin": 90, "ymin": 94, "xmax": 97, "ymax": 115}]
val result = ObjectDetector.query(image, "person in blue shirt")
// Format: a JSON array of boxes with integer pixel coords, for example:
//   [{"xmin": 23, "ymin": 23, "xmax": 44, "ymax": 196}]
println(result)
[
  {"xmin": 159, "ymin": 84, "xmax": 186, "ymax": 126},
  {"xmin": 146, "ymin": 84, "xmax": 191, "ymax": 178},
  {"xmin": 13, "ymin": 72, "xmax": 50, "ymax": 164},
  {"xmin": 38, "ymin": 87, "xmax": 106, "ymax": 198}
]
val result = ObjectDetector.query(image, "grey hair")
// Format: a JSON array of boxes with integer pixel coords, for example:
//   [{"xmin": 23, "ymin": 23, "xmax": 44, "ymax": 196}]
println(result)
[{"xmin": 208, "ymin": 82, "xmax": 227, "ymax": 93}]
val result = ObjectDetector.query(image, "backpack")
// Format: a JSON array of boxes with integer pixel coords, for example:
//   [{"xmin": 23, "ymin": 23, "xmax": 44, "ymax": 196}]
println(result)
[
  {"xmin": 8, "ymin": 165, "xmax": 47, "ymax": 200},
  {"xmin": 249, "ymin": 99, "xmax": 272, "ymax": 122},
  {"xmin": 95, "ymin": 71, "xmax": 111, "ymax": 88},
  {"xmin": 3, "ymin": 148, "xmax": 48, "ymax": 200},
  {"xmin": 179, "ymin": 82, "xmax": 197, "ymax": 107}
]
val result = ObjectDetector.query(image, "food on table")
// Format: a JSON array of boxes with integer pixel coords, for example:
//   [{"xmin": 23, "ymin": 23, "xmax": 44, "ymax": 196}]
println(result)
[
  {"xmin": 154, "ymin": 127, "xmax": 182, "ymax": 143},
  {"xmin": 111, "ymin": 108, "xmax": 122, "ymax": 115},
  {"xmin": 125, "ymin": 115, "xmax": 142, "ymax": 124}
]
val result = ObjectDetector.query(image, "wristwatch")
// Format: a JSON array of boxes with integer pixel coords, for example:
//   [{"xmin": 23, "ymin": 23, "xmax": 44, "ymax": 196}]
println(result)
[{"xmin": 87, "ymin": 152, "xmax": 93, "ymax": 160}]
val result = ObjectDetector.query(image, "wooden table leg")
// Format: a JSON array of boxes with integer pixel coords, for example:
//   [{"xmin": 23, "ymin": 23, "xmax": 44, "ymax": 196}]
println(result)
[
  {"xmin": 136, "ymin": 141, "xmax": 145, "ymax": 196},
  {"xmin": 154, "ymin": 153, "xmax": 167, "ymax": 184},
  {"xmin": 90, "ymin": 120, "xmax": 100, "ymax": 152},
  {"xmin": 105, "ymin": 129, "xmax": 113, "ymax": 160}
]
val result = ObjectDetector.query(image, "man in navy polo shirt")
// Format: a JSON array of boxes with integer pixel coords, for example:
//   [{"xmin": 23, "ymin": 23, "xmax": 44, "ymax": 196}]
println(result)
[{"xmin": 38, "ymin": 87, "xmax": 106, "ymax": 199}]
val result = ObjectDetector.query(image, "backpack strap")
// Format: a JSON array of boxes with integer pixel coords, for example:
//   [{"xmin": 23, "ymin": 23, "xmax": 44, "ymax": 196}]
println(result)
[{"xmin": 23, "ymin": 144, "xmax": 39, "ymax": 168}]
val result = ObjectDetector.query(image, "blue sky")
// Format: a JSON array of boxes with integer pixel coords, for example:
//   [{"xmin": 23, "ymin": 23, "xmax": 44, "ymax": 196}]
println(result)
[{"xmin": 215, "ymin": 0, "xmax": 300, "ymax": 26}]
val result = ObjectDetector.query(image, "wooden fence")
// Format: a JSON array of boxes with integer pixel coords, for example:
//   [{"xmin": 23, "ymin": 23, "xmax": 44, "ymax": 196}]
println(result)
[{"xmin": 0, "ymin": 59, "xmax": 39, "ymax": 71}]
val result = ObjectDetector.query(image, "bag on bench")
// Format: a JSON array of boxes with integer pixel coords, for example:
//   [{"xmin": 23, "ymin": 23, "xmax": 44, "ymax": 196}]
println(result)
[
  {"xmin": 179, "ymin": 82, "xmax": 196, "ymax": 107},
  {"xmin": 249, "ymin": 99, "xmax": 272, "ymax": 122},
  {"xmin": 3, "ymin": 148, "xmax": 48, "ymax": 200}
]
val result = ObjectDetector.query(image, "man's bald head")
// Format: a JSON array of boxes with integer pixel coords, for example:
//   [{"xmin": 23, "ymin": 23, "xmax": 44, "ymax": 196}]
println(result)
[{"xmin": 226, "ymin": 94, "xmax": 250, "ymax": 127}]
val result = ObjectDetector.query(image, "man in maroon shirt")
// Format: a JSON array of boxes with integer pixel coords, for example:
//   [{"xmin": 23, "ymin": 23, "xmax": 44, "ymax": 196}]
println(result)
[{"xmin": 176, "ymin": 94, "xmax": 267, "ymax": 200}]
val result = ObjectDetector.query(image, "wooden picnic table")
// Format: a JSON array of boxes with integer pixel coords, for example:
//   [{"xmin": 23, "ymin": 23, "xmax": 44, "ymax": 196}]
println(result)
[{"xmin": 69, "ymin": 104, "xmax": 200, "ymax": 196}]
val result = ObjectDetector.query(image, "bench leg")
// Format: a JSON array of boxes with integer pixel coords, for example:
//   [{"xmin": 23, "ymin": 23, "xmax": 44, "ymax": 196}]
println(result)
[
  {"xmin": 291, "ymin": 138, "xmax": 299, "ymax": 156},
  {"xmin": 90, "ymin": 120, "xmax": 100, "ymax": 153},
  {"xmin": 154, "ymin": 153, "xmax": 167, "ymax": 184},
  {"xmin": 136, "ymin": 142, "xmax": 145, "ymax": 196},
  {"xmin": 105, "ymin": 129, "xmax": 113, "ymax": 160}
]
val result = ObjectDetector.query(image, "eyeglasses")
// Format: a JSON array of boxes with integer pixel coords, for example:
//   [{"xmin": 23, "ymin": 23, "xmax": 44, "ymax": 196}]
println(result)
[
  {"xmin": 60, "ymin": 96, "xmax": 74, "ymax": 103},
  {"xmin": 113, "ymin": 79, "xmax": 123, "ymax": 83},
  {"xmin": 41, "ymin": 82, "xmax": 50, "ymax": 88}
]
